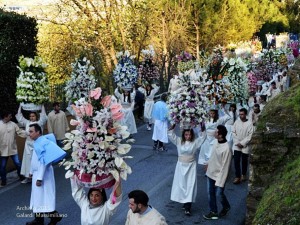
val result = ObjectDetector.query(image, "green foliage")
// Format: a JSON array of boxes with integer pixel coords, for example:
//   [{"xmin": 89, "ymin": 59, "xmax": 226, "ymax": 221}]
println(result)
[
  {"xmin": 0, "ymin": 8, "xmax": 37, "ymax": 114},
  {"xmin": 253, "ymin": 156, "xmax": 300, "ymax": 225}
]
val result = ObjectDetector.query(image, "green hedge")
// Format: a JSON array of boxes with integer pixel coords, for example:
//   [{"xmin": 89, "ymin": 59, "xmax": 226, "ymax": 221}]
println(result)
[{"xmin": 0, "ymin": 9, "xmax": 37, "ymax": 116}]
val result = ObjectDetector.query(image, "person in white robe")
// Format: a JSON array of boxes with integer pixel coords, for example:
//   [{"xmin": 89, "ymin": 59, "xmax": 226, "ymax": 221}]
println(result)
[
  {"xmin": 152, "ymin": 93, "xmax": 168, "ymax": 151},
  {"xmin": 232, "ymin": 108, "xmax": 254, "ymax": 184},
  {"xmin": 27, "ymin": 124, "xmax": 66, "ymax": 225},
  {"xmin": 198, "ymin": 109, "xmax": 230, "ymax": 165},
  {"xmin": 266, "ymin": 81, "xmax": 281, "ymax": 101},
  {"xmin": 16, "ymin": 105, "xmax": 48, "ymax": 184},
  {"xmin": 114, "ymin": 87, "xmax": 137, "ymax": 135},
  {"xmin": 71, "ymin": 176, "xmax": 122, "ymax": 225},
  {"xmin": 138, "ymin": 83, "xmax": 159, "ymax": 131},
  {"xmin": 47, "ymin": 102, "xmax": 70, "ymax": 147},
  {"xmin": 0, "ymin": 112, "xmax": 26, "ymax": 187},
  {"xmin": 168, "ymin": 74, "xmax": 179, "ymax": 94},
  {"xmin": 168, "ymin": 124, "xmax": 205, "ymax": 215},
  {"xmin": 125, "ymin": 190, "xmax": 167, "ymax": 225},
  {"xmin": 248, "ymin": 104, "xmax": 261, "ymax": 130},
  {"xmin": 220, "ymin": 104, "xmax": 238, "ymax": 152},
  {"xmin": 203, "ymin": 125, "xmax": 231, "ymax": 220}
]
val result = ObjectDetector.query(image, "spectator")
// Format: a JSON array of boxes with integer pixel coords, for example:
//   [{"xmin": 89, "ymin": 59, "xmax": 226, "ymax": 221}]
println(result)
[{"xmin": 125, "ymin": 190, "xmax": 167, "ymax": 225}]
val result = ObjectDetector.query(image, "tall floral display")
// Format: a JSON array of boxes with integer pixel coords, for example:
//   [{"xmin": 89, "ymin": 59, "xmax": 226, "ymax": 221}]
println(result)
[
  {"xmin": 168, "ymin": 75, "xmax": 208, "ymax": 127},
  {"xmin": 113, "ymin": 50, "xmax": 138, "ymax": 89},
  {"xmin": 139, "ymin": 45, "xmax": 160, "ymax": 84},
  {"xmin": 16, "ymin": 56, "xmax": 50, "ymax": 110},
  {"xmin": 65, "ymin": 57, "xmax": 96, "ymax": 102},
  {"xmin": 62, "ymin": 87, "xmax": 133, "ymax": 188},
  {"xmin": 204, "ymin": 48, "xmax": 231, "ymax": 105},
  {"xmin": 222, "ymin": 57, "xmax": 249, "ymax": 103},
  {"xmin": 168, "ymin": 51, "xmax": 209, "ymax": 128}
]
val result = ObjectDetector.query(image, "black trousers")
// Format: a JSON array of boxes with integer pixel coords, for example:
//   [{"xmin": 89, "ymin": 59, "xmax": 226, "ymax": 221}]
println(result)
[{"xmin": 234, "ymin": 150, "xmax": 249, "ymax": 178}]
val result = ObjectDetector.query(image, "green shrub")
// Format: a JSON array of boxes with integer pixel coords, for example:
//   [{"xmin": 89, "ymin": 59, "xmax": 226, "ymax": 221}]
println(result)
[{"xmin": 0, "ymin": 9, "xmax": 37, "ymax": 115}]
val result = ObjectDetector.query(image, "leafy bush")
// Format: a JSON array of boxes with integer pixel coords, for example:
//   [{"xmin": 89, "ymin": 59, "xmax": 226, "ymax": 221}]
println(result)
[{"xmin": 0, "ymin": 9, "xmax": 37, "ymax": 114}]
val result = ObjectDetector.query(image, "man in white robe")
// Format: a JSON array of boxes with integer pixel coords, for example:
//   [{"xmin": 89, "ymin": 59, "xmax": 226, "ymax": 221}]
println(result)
[
  {"xmin": 125, "ymin": 190, "xmax": 167, "ymax": 225},
  {"xmin": 0, "ymin": 112, "xmax": 26, "ymax": 187},
  {"xmin": 266, "ymin": 81, "xmax": 281, "ymax": 101},
  {"xmin": 203, "ymin": 125, "xmax": 231, "ymax": 220},
  {"xmin": 26, "ymin": 123, "xmax": 65, "ymax": 225},
  {"xmin": 232, "ymin": 108, "xmax": 254, "ymax": 184},
  {"xmin": 47, "ymin": 102, "xmax": 70, "ymax": 147}
]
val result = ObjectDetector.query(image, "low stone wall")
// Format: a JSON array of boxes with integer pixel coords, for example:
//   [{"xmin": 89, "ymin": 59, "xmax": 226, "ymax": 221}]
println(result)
[{"xmin": 246, "ymin": 125, "xmax": 300, "ymax": 224}]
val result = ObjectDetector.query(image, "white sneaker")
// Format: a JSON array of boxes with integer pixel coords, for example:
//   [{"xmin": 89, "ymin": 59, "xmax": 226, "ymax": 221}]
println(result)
[
  {"xmin": 147, "ymin": 126, "xmax": 151, "ymax": 131},
  {"xmin": 21, "ymin": 178, "xmax": 31, "ymax": 184}
]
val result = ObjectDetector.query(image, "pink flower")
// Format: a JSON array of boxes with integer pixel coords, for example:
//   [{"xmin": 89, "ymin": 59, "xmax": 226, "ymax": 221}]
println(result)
[
  {"xmin": 70, "ymin": 119, "xmax": 80, "ymax": 126},
  {"xmin": 86, "ymin": 127, "xmax": 97, "ymax": 132},
  {"xmin": 90, "ymin": 87, "xmax": 102, "ymax": 100},
  {"xmin": 112, "ymin": 111, "xmax": 124, "ymax": 120},
  {"xmin": 84, "ymin": 103, "xmax": 93, "ymax": 116},
  {"xmin": 110, "ymin": 103, "xmax": 122, "ymax": 115},
  {"xmin": 71, "ymin": 105, "xmax": 83, "ymax": 117},
  {"xmin": 101, "ymin": 95, "xmax": 111, "ymax": 108}
]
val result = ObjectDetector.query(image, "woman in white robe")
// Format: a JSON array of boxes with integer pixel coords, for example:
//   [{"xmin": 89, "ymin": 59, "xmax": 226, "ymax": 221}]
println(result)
[
  {"xmin": 198, "ymin": 109, "xmax": 229, "ymax": 165},
  {"xmin": 16, "ymin": 105, "xmax": 48, "ymax": 183},
  {"xmin": 168, "ymin": 125, "xmax": 205, "ymax": 215},
  {"xmin": 138, "ymin": 84, "xmax": 159, "ymax": 130},
  {"xmin": 71, "ymin": 176, "xmax": 122, "ymax": 225},
  {"xmin": 114, "ymin": 88, "xmax": 137, "ymax": 135}
]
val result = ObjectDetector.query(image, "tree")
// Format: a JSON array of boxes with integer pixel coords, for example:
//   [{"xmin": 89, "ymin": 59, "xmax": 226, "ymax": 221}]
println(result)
[{"xmin": 0, "ymin": 9, "xmax": 37, "ymax": 114}]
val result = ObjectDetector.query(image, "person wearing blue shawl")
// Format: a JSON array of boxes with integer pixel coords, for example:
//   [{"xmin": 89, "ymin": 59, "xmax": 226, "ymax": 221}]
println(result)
[
  {"xmin": 26, "ymin": 123, "xmax": 66, "ymax": 225},
  {"xmin": 152, "ymin": 93, "xmax": 169, "ymax": 151}
]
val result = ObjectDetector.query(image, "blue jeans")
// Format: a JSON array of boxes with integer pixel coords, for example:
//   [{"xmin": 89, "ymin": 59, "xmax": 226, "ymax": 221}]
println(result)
[
  {"xmin": 207, "ymin": 177, "xmax": 230, "ymax": 213},
  {"xmin": 0, "ymin": 154, "xmax": 21, "ymax": 182}
]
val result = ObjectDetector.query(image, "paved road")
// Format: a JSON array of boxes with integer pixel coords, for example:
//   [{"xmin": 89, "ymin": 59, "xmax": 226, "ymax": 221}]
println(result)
[{"xmin": 0, "ymin": 122, "xmax": 247, "ymax": 225}]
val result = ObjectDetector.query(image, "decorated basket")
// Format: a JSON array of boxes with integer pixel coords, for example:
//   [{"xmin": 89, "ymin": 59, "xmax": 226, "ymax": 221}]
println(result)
[
  {"xmin": 74, "ymin": 170, "xmax": 116, "ymax": 189},
  {"xmin": 20, "ymin": 103, "xmax": 42, "ymax": 111}
]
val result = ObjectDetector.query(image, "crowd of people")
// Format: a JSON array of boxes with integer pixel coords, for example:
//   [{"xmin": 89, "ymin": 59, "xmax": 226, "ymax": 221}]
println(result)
[{"xmin": 0, "ymin": 66, "xmax": 290, "ymax": 224}]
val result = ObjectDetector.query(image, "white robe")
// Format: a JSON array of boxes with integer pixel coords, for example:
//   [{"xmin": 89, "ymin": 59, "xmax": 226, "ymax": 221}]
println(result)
[
  {"xmin": 71, "ymin": 178, "xmax": 122, "ymax": 225},
  {"xmin": 125, "ymin": 207, "xmax": 167, "ymax": 225},
  {"xmin": 152, "ymin": 120, "xmax": 168, "ymax": 143},
  {"xmin": 232, "ymin": 119, "xmax": 254, "ymax": 154},
  {"xmin": 168, "ymin": 130, "xmax": 205, "ymax": 203},
  {"xmin": 30, "ymin": 151, "xmax": 56, "ymax": 213},
  {"xmin": 198, "ymin": 116, "xmax": 229, "ymax": 165},
  {"xmin": 138, "ymin": 85, "xmax": 159, "ymax": 122},
  {"xmin": 16, "ymin": 112, "xmax": 47, "ymax": 177},
  {"xmin": 114, "ymin": 88, "xmax": 137, "ymax": 134}
]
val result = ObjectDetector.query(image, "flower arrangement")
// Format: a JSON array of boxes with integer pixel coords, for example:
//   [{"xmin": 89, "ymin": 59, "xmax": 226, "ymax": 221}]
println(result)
[
  {"xmin": 207, "ymin": 48, "xmax": 224, "ymax": 81},
  {"xmin": 247, "ymin": 71, "xmax": 257, "ymax": 95},
  {"xmin": 168, "ymin": 75, "xmax": 209, "ymax": 127},
  {"xmin": 139, "ymin": 45, "xmax": 160, "ymax": 83},
  {"xmin": 65, "ymin": 57, "xmax": 96, "ymax": 102},
  {"xmin": 16, "ymin": 56, "xmax": 50, "ymax": 105},
  {"xmin": 113, "ymin": 50, "xmax": 138, "ymax": 88},
  {"xmin": 62, "ymin": 87, "xmax": 133, "ymax": 188},
  {"xmin": 177, "ymin": 51, "xmax": 195, "ymax": 73},
  {"xmin": 222, "ymin": 57, "xmax": 249, "ymax": 103}
]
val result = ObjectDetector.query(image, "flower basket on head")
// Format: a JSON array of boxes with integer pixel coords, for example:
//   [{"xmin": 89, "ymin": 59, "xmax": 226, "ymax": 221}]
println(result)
[
  {"xmin": 139, "ymin": 45, "xmax": 160, "ymax": 83},
  {"xmin": 74, "ymin": 170, "xmax": 115, "ymax": 189},
  {"xmin": 113, "ymin": 50, "xmax": 138, "ymax": 88},
  {"xmin": 20, "ymin": 103, "xmax": 42, "ymax": 111},
  {"xmin": 168, "ymin": 75, "xmax": 209, "ymax": 128},
  {"xmin": 16, "ymin": 56, "xmax": 50, "ymax": 106},
  {"xmin": 176, "ymin": 51, "xmax": 195, "ymax": 73},
  {"xmin": 65, "ymin": 57, "xmax": 96, "ymax": 102},
  {"xmin": 62, "ymin": 87, "xmax": 133, "ymax": 188}
]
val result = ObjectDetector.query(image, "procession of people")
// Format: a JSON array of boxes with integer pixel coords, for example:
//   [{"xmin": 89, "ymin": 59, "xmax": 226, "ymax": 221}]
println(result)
[{"xmin": 0, "ymin": 41, "xmax": 295, "ymax": 225}]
